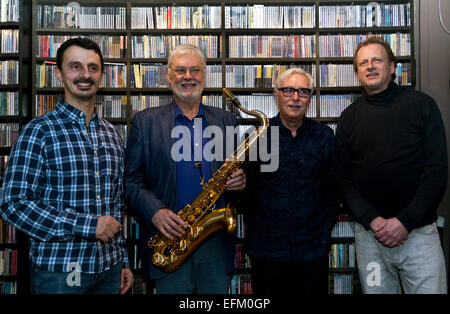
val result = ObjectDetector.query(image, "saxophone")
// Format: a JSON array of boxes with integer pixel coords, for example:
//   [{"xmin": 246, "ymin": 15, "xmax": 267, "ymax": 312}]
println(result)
[{"xmin": 148, "ymin": 88, "xmax": 269, "ymax": 272}]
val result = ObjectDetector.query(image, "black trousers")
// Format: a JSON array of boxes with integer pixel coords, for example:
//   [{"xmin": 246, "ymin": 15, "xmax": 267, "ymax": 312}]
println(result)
[{"xmin": 250, "ymin": 255, "xmax": 329, "ymax": 295}]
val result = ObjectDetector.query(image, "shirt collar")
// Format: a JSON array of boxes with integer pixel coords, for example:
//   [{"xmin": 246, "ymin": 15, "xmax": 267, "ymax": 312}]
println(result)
[
  {"xmin": 272, "ymin": 113, "xmax": 309, "ymax": 136},
  {"xmin": 55, "ymin": 98, "xmax": 99, "ymax": 126},
  {"xmin": 173, "ymin": 101, "xmax": 205, "ymax": 121}
]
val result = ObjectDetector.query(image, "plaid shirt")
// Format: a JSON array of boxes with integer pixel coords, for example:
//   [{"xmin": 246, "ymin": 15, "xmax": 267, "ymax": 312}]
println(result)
[{"xmin": 0, "ymin": 100, "xmax": 129, "ymax": 273}]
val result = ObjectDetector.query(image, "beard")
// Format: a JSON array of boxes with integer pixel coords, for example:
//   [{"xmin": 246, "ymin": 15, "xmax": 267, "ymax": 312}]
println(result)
[{"xmin": 171, "ymin": 79, "xmax": 204, "ymax": 103}]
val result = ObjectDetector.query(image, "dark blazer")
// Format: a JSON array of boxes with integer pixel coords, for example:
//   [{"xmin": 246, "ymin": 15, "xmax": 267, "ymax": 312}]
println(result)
[{"xmin": 124, "ymin": 102, "xmax": 238, "ymax": 279}]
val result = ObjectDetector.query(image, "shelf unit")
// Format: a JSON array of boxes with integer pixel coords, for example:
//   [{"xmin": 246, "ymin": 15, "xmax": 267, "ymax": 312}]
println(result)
[
  {"xmin": 230, "ymin": 213, "xmax": 252, "ymax": 294},
  {"xmin": 0, "ymin": 0, "xmax": 32, "ymax": 295},
  {"xmin": 0, "ymin": 1, "xmax": 29, "ymax": 155},
  {"xmin": 329, "ymin": 212, "xmax": 361, "ymax": 294},
  {"xmin": 30, "ymin": 0, "xmax": 416, "ymax": 294},
  {"xmin": 31, "ymin": 0, "xmax": 415, "ymax": 131}
]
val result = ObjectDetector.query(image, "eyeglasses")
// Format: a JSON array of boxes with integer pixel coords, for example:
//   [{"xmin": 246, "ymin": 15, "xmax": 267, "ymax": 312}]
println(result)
[
  {"xmin": 278, "ymin": 87, "xmax": 312, "ymax": 98},
  {"xmin": 171, "ymin": 67, "xmax": 203, "ymax": 77}
]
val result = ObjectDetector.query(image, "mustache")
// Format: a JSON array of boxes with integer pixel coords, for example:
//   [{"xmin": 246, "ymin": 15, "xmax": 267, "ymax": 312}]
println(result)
[
  {"xmin": 179, "ymin": 79, "xmax": 197, "ymax": 85},
  {"xmin": 74, "ymin": 78, "xmax": 95, "ymax": 85}
]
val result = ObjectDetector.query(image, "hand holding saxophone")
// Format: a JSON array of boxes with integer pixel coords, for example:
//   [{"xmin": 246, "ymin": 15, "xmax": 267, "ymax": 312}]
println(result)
[
  {"xmin": 152, "ymin": 208, "xmax": 189, "ymax": 240},
  {"xmin": 225, "ymin": 166, "xmax": 246, "ymax": 192}
]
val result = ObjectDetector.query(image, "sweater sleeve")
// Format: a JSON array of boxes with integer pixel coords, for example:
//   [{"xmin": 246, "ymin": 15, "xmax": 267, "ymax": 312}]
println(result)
[{"xmin": 396, "ymin": 96, "xmax": 448, "ymax": 232}]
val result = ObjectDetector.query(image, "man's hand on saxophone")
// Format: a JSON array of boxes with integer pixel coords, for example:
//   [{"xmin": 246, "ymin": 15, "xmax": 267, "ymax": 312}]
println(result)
[
  {"xmin": 225, "ymin": 166, "xmax": 246, "ymax": 192},
  {"xmin": 152, "ymin": 208, "xmax": 189, "ymax": 240},
  {"xmin": 151, "ymin": 167, "xmax": 245, "ymax": 240}
]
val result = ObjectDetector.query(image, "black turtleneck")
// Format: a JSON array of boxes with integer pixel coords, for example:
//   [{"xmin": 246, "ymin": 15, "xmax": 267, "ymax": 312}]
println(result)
[
  {"xmin": 335, "ymin": 82, "xmax": 448, "ymax": 232},
  {"xmin": 364, "ymin": 80, "xmax": 400, "ymax": 107}
]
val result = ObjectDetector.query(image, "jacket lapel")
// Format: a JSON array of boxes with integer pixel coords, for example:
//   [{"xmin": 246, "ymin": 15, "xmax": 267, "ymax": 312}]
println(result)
[
  {"xmin": 204, "ymin": 106, "xmax": 223, "ymax": 173},
  {"xmin": 160, "ymin": 103, "xmax": 177, "ymax": 184}
]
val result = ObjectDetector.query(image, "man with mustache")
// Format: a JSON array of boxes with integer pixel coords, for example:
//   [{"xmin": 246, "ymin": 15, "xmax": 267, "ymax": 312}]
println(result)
[
  {"xmin": 124, "ymin": 44, "xmax": 246, "ymax": 293},
  {"xmin": 0, "ymin": 38, "xmax": 133, "ymax": 294},
  {"xmin": 336, "ymin": 36, "xmax": 447, "ymax": 293},
  {"xmin": 241, "ymin": 67, "xmax": 339, "ymax": 295}
]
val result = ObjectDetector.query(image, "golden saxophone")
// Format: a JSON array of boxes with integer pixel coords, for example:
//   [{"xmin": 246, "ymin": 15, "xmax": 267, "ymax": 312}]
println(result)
[{"xmin": 148, "ymin": 88, "xmax": 269, "ymax": 272}]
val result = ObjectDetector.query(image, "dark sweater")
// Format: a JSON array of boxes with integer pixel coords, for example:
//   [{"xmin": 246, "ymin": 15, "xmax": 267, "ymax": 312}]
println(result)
[{"xmin": 336, "ymin": 82, "xmax": 448, "ymax": 232}]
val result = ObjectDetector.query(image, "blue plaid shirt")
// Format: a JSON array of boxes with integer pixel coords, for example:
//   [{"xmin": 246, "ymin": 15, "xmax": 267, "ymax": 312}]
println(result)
[{"xmin": 0, "ymin": 99, "xmax": 129, "ymax": 273}]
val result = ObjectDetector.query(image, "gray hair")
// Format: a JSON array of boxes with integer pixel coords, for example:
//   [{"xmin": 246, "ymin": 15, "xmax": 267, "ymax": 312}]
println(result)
[
  {"xmin": 167, "ymin": 44, "xmax": 207, "ymax": 71},
  {"xmin": 274, "ymin": 67, "xmax": 314, "ymax": 92}
]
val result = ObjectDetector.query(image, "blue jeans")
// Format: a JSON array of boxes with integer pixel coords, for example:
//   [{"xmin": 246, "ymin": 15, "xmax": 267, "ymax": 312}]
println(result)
[
  {"xmin": 154, "ymin": 235, "xmax": 230, "ymax": 294},
  {"xmin": 30, "ymin": 262, "xmax": 122, "ymax": 294},
  {"xmin": 355, "ymin": 222, "xmax": 447, "ymax": 294}
]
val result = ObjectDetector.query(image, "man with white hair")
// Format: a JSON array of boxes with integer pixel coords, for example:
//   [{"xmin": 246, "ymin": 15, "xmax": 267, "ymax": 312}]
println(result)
[
  {"xmin": 242, "ymin": 67, "xmax": 339, "ymax": 295},
  {"xmin": 124, "ymin": 44, "xmax": 246, "ymax": 293}
]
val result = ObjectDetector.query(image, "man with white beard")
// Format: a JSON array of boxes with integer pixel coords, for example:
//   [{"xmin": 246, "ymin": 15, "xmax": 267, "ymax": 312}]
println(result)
[{"xmin": 124, "ymin": 44, "xmax": 246, "ymax": 293}]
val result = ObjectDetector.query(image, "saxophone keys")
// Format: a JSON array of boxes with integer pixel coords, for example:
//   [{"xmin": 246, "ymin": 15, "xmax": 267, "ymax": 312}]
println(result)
[
  {"xmin": 177, "ymin": 239, "xmax": 187, "ymax": 253},
  {"xmin": 189, "ymin": 226, "xmax": 201, "ymax": 240},
  {"xmin": 168, "ymin": 252, "xmax": 178, "ymax": 264},
  {"xmin": 187, "ymin": 214, "xmax": 196, "ymax": 224},
  {"xmin": 193, "ymin": 207, "xmax": 202, "ymax": 215},
  {"xmin": 148, "ymin": 236, "xmax": 157, "ymax": 248},
  {"xmin": 152, "ymin": 253, "xmax": 166, "ymax": 267}
]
